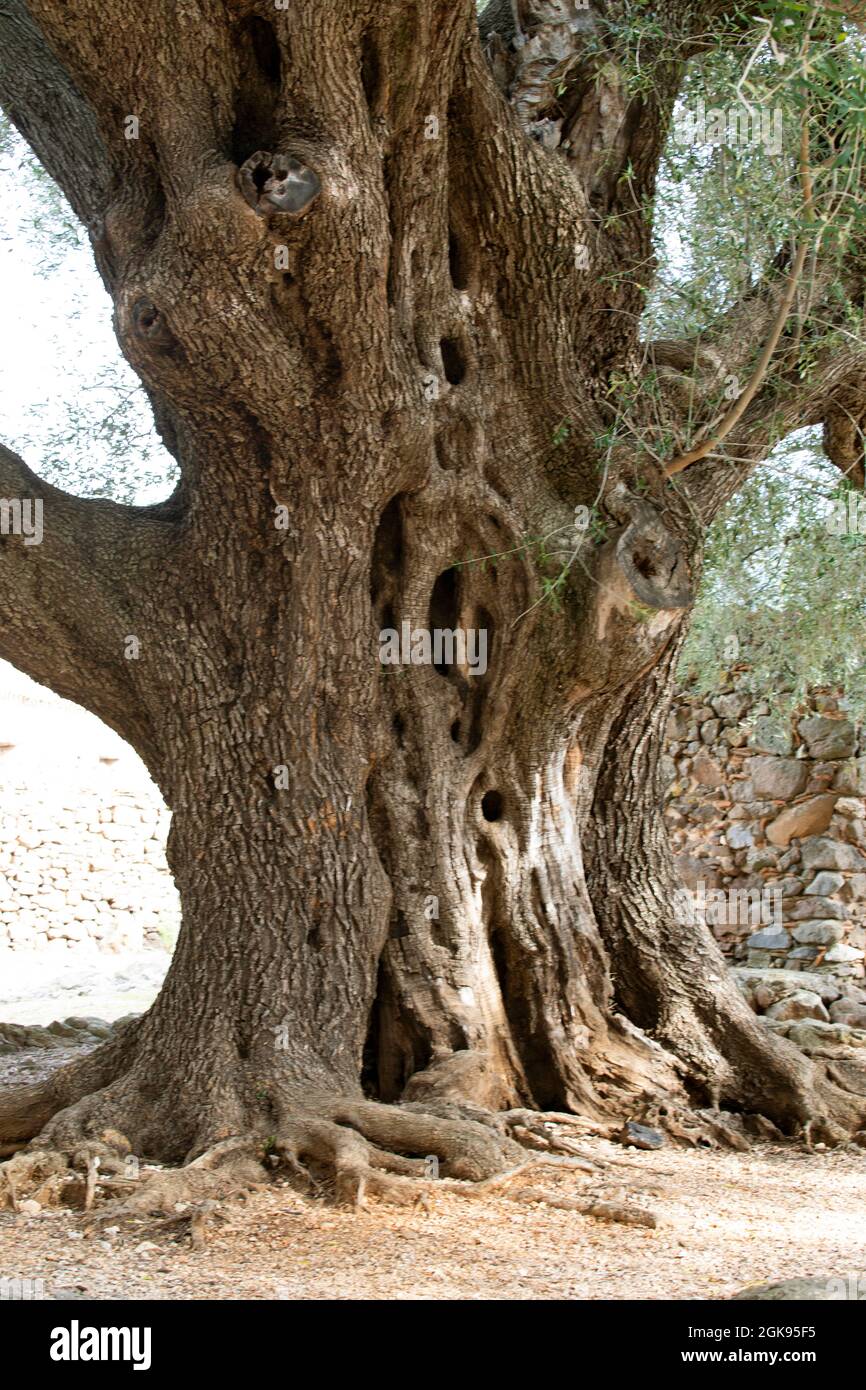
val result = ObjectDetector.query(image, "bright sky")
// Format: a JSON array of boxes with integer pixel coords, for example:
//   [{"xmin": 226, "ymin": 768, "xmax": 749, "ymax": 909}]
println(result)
[
  {"xmin": 0, "ymin": 124, "xmax": 175, "ymax": 702},
  {"xmin": 0, "ymin": 124, "xmax": 174, "ymax": 505}
]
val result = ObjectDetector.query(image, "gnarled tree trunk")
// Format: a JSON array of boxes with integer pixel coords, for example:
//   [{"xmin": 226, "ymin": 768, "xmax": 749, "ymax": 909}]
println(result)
[{"xmin": 1, "ymin": 0, "xmax": 864, "ymax": 1198}]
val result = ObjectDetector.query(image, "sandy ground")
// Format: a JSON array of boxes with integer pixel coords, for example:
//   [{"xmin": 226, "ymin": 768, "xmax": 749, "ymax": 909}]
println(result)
[
  {"xmin": 2, "ymin": 980, "xmax": 865, "ymax": 1302},
  {"xmin": 2, "ymin": 1131, "xmax": 865, "ymax": 1301}
]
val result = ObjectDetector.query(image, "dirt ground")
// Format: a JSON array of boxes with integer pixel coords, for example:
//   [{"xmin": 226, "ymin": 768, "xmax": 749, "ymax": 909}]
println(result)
[{"xmin": 2, "ymin": 1132, "xmax": 865, "ymax": 1301}]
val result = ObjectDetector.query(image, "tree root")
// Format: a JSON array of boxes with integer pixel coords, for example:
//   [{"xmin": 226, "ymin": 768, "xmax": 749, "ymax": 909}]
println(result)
[{"xmin": 0, "ymin": 1088, "xmax": 624, "ymax": 1221}]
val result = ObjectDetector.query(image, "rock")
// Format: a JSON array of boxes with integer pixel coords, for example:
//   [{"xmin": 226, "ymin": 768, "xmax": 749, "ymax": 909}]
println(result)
[
  {"xmin": 766, "ymin": 794, "xmax": 838, "ymax": 847},
  {"xmin": 833, "ymin": 758, "xmax": 866, "ymax": 795},
  {"xmin": 829, "ymin": 1001, "xmax": 866, "ymax": 1027},
  {"xmin": 732, "ymin": 967, "xmax": 841, "ymax": 1006},
  {"xmin": 749, "ymin": 757, "xmax": 808, "ymax": 801},
  {"xmin": 835, "ymin": 797, "xmax": 865, "ymax": 820},
  {"xmin": 786, "ymin": 897, "xmax": 847, "ymax": 921},
  {"xmin": 750, "ymin": 718, "xmax": 793, "ymax": 756},
  {"xmin": 765, "ymin": 990, "xmax": 829, "ymax": 1022},
  {"xmin": 844, "ymin": 874, "xmax": 866, "ymax": 901},
  {"xmin": 746, "ymin": 927, "xmax": 790, "ymax": 951},
  {"xmin": 784, "ymin": 1019, "xmax": 866, "ymax": 1050},
  {"xmin": 713, "ymin": 693, "xmax": 752, "ymax": 721},
  {"xmin": 798, "ymin": 715, "xmax": 857, "ymax": 760},
  {"xmin": 805, "ymin": 871, "xmax": 845, "ymax": 896},
  {"xmin": 732, "ymin": 1276, "xmax": 865, "ymax": 1301},
  {"xmin": 666, "ymin": 711, "xmax": 689, "ymax": 740},
  {"xmin": 790, "ymin": 921, "xmax": 846, "ymax": 946},
  {"xmin": 745, "ymin": 846, "xmax": 779, "ymax": 872},
  {"xmin": 619, "ymin": 1121, "xmax": 664, "ymax": 1151},
  {"xmin": 800, "ymin": 837, "xmax": 866, "ymax": 873},
  {"xmin": 693, "ymin": 750, "xmax": 725, "ymax": 788},
  {"xmin": 824, "ymin": 942, "xmax": 865, "ymax": 963},
  {"xmin": 725, "ymin": 825, "xmax": 754, "ymax": 850},
  {"xmin": 18, "ymin": 1200, "xmax": 42, "ymax": 1216}
]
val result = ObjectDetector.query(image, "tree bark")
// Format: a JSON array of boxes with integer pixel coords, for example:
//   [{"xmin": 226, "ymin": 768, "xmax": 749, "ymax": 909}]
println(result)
[{"xmin": 1, "ymin": 0, "xmax": 865, "ymax": 1194}]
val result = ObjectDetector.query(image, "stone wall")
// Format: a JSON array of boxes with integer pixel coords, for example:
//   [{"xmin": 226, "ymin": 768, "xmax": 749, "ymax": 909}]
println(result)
[
  {"xmin": 0, "ymin": 660, "xmax": 179, "ymax": 955},
  {"xmin": 0, "ymin": 785, "xmax": 178, "ymax": 953},
  {"xmin": 664, "ymin": 679, "xmax": 866, "ymax": 989}
]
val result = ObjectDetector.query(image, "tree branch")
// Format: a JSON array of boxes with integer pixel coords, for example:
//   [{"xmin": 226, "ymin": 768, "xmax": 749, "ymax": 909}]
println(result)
[
  {"xmin": 0, "ymin": 0, "xmax": 111, "ymax": 227},
  {"xmin": 0, "ymin": 443, "xmax": 172, "ymax": 766}
]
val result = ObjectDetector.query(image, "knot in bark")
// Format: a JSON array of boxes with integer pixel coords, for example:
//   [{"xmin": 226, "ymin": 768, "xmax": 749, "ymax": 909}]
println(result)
[{"xmin": 238, "ymin": 150, "xmax": 321, "ymax": 219}]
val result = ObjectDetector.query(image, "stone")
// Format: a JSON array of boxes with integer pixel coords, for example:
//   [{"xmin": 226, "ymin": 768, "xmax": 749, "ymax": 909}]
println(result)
[
  {"xmin": 750, "ymin": 718, "xmax": 793, "ymax": 756},
  {"xmin": 833, "ymin": 758, "xmax": 866, "ymax": 795},
  {"xmin": 619, "ymin": 1121, "xmax": 664, "ymax": 1151},
  {"xmin": 805, "ymin": 871, "xmax": 845, "ymax": 896},
  {"xmin": 800, "ymin": 837, "xmax": 866, "ymax": 872},
  {"xmin": 712, "ymin": 693, "xmax": 751, "ymax": 721},
  {"xmin": 786, "ymin": 898, "xmax": 847, "ymax": 921},
  {"xmin": 765, "ymin": 794, "xmax": 837, "ymax": 847},
  {"xmin": 666, "ymin": 711, "xmax": 689, "ymax": 740},
  {"xmin": 835, "ymin": 797, "xmax": 865, "ymax": 820},
  {"xmin": 748, "ymin": 757, "xmax": 808, "ymax": 801},
  {"xmin": 732, "ymin": 967, "xmax": 841, "ymax": 1006},
  {"xmin": 693, "ymin": 749, "xmax": 725, "ymax": 788},
  {"xmin": 790, "ymin": 921, "xmax": 846, "ymax": 946},
  {"xmin": 765, "ymin": 991, "xmax": 830, "ymax": 1022},
  {"xmin": 798, "ymin": 715, "xmax": 856, "ymax": 760},
  {"xmin": 829, "ymin": 1001, "xmax": 866, "ymax": 1028},
  {"xmin": 725, "ymin": 825, "xmax": 754, "ymax": 850},
  {"xmin": 746, "ymin": 927, "xmax": 789, "ymax": 951},
  {"xmin": 745, "ymin": 846, "xmax": 778, "ymax": 872},
  {"xmin": 700, "ymin": 719, "xmax": 722, "ymax": 744},
  {"xmin": 723, "ymin": 728, "xmax": 748, "ymax": 748},
  {"xmin": 824, "ymin": 942, "xmax": 865, "ymax": 963}
]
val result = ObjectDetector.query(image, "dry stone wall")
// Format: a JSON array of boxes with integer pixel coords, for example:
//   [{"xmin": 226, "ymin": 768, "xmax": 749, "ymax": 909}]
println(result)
[
  {"xmin": 664, "ymin": 679, "xmax": 866, "ymax": 1017},
  {"xmin": 0, "ymin": 783, "xmax": 179, "ymax": 953},
  {"xmin": 0, "ymin": 665, "xmax": 179, "ymax": 955}
]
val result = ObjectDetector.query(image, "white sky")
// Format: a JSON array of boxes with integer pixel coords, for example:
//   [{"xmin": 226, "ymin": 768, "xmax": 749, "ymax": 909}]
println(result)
[{"xmin": 0, "ymin": 126, "xmax": 173, "ymax": 504}]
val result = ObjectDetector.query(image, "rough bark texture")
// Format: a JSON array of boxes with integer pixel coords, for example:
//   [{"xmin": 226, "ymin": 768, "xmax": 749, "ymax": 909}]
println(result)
[{"xmin": 1, "ymin": 0, "xmax": 865, "ymax": 1197}]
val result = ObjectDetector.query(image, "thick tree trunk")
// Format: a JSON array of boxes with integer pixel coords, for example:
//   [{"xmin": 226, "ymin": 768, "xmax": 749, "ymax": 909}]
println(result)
[{"xmin": 2, "ymin": 0, "xmax": 865, "ymax": 1198}]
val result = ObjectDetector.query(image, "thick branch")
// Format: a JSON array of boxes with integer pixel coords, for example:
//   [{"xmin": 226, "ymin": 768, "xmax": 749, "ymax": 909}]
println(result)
[
  {"xmin": 0, "ymin": 0, "xmax": 111, "ymax": 227},
  {"xmin": 0, "ymin": 443, "xmax": 170, "ymax": 765}
]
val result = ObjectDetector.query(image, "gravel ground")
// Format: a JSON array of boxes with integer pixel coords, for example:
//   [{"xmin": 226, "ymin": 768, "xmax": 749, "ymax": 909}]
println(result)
[
  {"xmin": 2, "ymin": 957, "xmax": 864, "ymax": 1301},
  {"xmin": 2, "ymin": 1136, "xmax": 865, "ymax": 1301}
]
